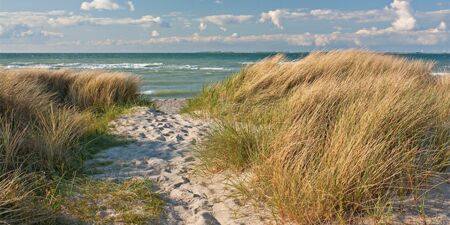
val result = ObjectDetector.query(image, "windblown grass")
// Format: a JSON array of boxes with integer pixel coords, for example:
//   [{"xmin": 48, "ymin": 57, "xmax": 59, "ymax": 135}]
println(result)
[
  {"xmin": 2, "ymin": 69, "xmax": 140, "ymax": 109},
  {"xmin": 185, "ymin": 50, "xmax": 450, "ymax": 224},
  {"xmin": 0, "ymin": 69, "xmax": 151, "ymax": 224},
  {"xmin": 0, "ymin": 69, "xmax": 141, "ymax": 174}
]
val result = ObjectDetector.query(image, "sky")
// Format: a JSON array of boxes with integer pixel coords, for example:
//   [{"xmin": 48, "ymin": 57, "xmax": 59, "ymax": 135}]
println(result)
[{"xmin": 0, "ymin": 0, "xmax": 449, "ymax": 52}]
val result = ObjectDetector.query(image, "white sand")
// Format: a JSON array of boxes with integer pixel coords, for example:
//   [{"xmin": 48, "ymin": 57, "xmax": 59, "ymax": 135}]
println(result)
[{"xmin": 85, "ymin": 103, "xmax": 272, "ymax": 225}]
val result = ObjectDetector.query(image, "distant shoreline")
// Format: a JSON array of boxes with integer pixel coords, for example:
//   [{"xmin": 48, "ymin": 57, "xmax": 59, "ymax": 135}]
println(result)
[{"xmin": 1, "ymin": 52, "xmax": 450, "ymax": 54}]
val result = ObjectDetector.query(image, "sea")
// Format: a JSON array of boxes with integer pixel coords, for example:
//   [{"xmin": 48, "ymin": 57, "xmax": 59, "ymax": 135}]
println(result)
[{"xmin": 0, "ymin": 53, "xmax": 449, "ymax": 99}]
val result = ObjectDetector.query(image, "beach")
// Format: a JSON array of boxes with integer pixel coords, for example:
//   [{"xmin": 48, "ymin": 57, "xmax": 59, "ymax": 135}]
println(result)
[
  {"xmin": 2, "ymin": 0, "xmax": 450, "ymax": 222},
  {"xmin": 0, "ymin": 51, "xmax": 449, "ymax": 224}
]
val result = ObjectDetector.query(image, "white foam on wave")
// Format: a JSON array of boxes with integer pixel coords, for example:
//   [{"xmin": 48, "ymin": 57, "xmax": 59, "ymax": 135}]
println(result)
[
  {"xmin": 141, "ymin": 90, "xmax": 154, "ymax": 95},
  {"xmin": 432, "ymin": 72, "xmax": 450, "ymax": 76},
  {"xmin": 199, "ymin": 67, "xmax": 230, "ymax": 71},
  {"xmin": 5, "ymin": 63, "xmax": 54, "ymax": 69},
  {"xmin": 3, "ymin": 63, "xmax": 164, "ymax": 70},
  {"xmin": 3, "ymin": 62, "xmax": 237, "ymax": 72},
  {"xmin": 171, "ymin": 65, "xmax": 199, "ymax": 70}
]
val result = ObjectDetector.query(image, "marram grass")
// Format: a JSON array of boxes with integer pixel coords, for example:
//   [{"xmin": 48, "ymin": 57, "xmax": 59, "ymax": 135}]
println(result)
[
  {"xmin": 0, "ymin": 69, "xmax": 154, "ymax": 224},
  {"xmin": 185, "ymin": 50, "xmax": 450, "ymax": 224},
  {"xmin": 1, "ymin": 69, "xmax": 140, "ymax": 109}
]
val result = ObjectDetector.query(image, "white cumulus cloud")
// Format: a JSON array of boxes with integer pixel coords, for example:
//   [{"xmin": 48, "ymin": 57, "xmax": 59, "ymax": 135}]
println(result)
[
  {"xmin": 81, "ymin": 0, "xmax": 120, "ymax": 11},
  {"xmin": 259, "ymin": 9, "xmax": 289, "ymax": 30},
  {"xmin": 390, "ymin": 0, "xmax": 416, "ymax": 31},
  {"xmin": 259, "ymin": 9, "xmax": 308, "ymax": 30}
]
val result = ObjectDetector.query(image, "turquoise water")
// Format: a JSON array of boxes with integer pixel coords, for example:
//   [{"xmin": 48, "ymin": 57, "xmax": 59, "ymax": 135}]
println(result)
[{"xmin": 0, "ymin": 53, "xmax": 449, "ymax": 99}]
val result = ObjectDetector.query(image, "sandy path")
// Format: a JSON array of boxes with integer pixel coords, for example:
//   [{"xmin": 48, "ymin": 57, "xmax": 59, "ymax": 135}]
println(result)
[{"xmin": 85, "ymin": 100, "xmax": 271, "ymax": 225}]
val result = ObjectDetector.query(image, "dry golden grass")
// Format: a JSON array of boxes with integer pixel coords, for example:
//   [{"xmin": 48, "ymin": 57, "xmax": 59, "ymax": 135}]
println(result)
[
  {"xmin": 0, "ymin": 69, "xmax": 143, "ymax": 224},
  {"xmin": 0, "ymin": 69, "xmax": 140, "ymax": 109},
  {"xmin": 0, "ymin": 172, "xmax": 51, "ymax": 225},
  {"xmin": 0, "ymin": 71, "xmax": 92, "ymax": 173},
  {"xmin": 186, "ymin": 50, "xmax": 450, "ymax": 224}
]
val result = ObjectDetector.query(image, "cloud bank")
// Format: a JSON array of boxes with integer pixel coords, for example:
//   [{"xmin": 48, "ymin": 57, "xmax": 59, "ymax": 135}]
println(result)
[{"xmin": 1, "ymin": 0, "xmax": 449, "ymax": 51}]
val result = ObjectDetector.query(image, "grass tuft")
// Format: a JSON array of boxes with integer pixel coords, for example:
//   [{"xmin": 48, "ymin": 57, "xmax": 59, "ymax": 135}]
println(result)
[
  {"xmin": 0, "ymin": 172, "xmax": 54, "ymax": 224},
  {"xmin": 0, "ymin": 69, "xmax": 159, "ymax": 224},
  {"xmin": 185, "ymin": 50, "xmax": 450, "ymax": 224}
]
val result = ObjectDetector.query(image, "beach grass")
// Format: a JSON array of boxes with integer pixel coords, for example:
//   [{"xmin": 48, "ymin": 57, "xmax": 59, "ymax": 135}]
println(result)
[
  {"xmin": 0, "ymin": 69, "xmax": 157, "ymax": 224},
  {"xmin": 0, "ymin": 172, "xmax": 52, "ymax": 224},
  {"xmin": 185, "ymin": 50, "xmax": 450, "ymax": 224},
  {"xmin": 53, "ymin": 178, "xmax": 163, "ymax": 224},
  {"xmin": 3, "ymin": 69, "xmax": 141, "ymax": 109}
]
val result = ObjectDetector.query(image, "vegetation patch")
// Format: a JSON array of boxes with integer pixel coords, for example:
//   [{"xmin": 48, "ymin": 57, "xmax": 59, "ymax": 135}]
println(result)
[
  {"xmin": 55, "ymin": 178, "xmax": 163, "ymax": 225},
  {"xmin": 0, "ymin": 172, "xmax": 54, "ymax": 225},
  {"xmin": 0, "ymin": 69, "xmax": 161, "ymax": 224},
  {"xmin": 185, "ymin": 50, "xmax": 450, "ymax": 224}
]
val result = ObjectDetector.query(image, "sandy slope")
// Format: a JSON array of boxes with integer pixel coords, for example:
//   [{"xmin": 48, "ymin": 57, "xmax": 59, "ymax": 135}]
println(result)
[{"xmin": 85, "ymin": 100, "xmax": 272, "ymax": 225}]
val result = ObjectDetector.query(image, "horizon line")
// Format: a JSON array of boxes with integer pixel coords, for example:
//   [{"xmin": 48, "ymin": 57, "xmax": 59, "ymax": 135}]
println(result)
[{"xmin": 1, "ymin": 51, "xmax": 449, "ymax": 54}]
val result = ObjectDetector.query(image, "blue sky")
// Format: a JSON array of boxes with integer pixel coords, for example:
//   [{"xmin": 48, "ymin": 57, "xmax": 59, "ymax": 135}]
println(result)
[{"xmin": 0, "ymin": 0, "xmax": 449, "ymax": 52}]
